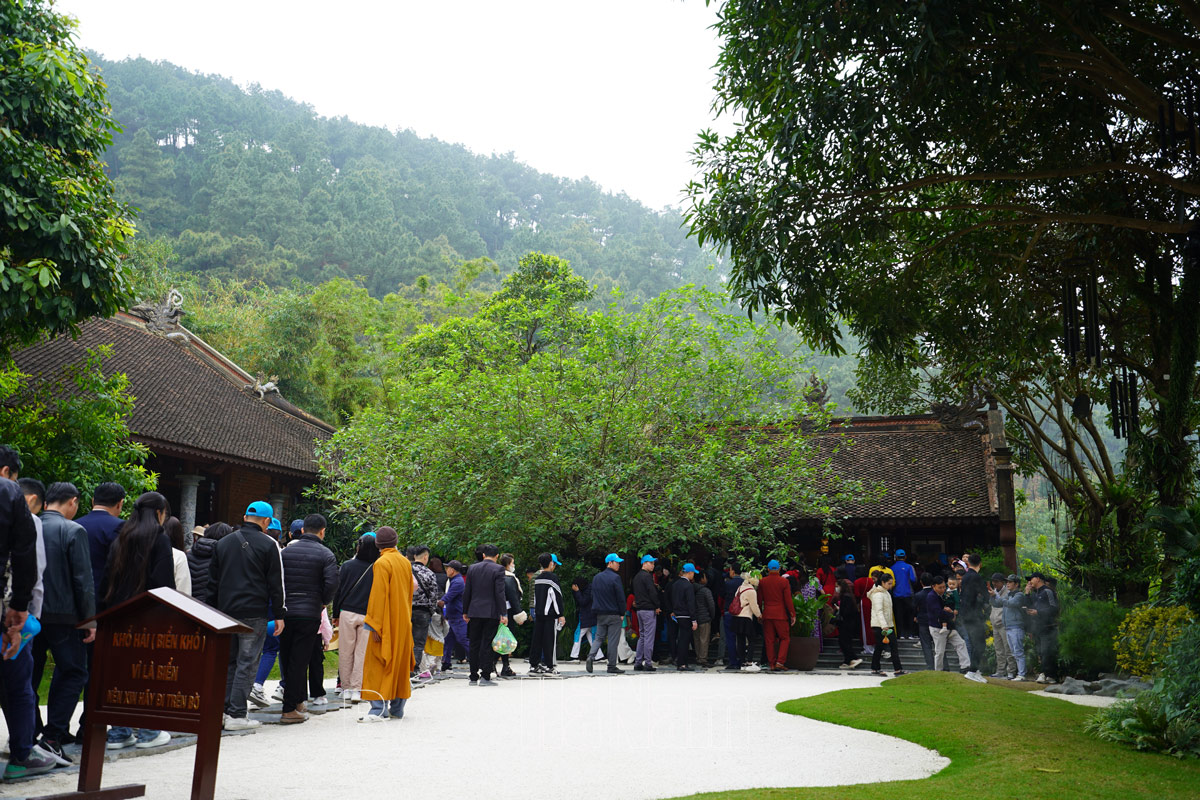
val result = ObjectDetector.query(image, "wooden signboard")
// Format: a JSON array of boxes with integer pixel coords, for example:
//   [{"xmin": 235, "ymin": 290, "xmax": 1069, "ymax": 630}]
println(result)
[{"xmin": 51, "ymin": 588, "xmax": 252, "ymax": 800}]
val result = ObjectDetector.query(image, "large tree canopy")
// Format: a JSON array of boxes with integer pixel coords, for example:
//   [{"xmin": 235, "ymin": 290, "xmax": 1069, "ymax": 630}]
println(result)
[
  {"xmin": 689, "ymin": 1, "xmax": 1200, "ymax": 591},
  {"xmin": 318, "ymin": 261, "xmax": 865, "ymax": 563},
  {"xmin": 0, "ymin": 1, "xmax": 134, "ymax": 350}
]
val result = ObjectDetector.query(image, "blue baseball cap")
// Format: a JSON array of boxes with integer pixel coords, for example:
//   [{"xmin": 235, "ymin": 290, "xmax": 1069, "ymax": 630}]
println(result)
[
  {"xmin": 550, "ymin": 553, "xmax": 562, "ymax": 566},
  {"xmin": 605, "ymin": 553, "xmax": 624, "ymax": 563},
  {"xmin": 767, "ymin": 559, "xmax": 781, "ymax": 571},
  {"xmin": 640, "ymin": 554, "xmax": 657, "ymax": 564},
  {"xmin": 268, "ymin": 517, "xmax": 282, "ymax": 532},
  {"xmin": 289, "ymin": 519, "xmax": 304, "ymax": 535},
  {"xmin": 895, "ymin": 549, "xmax": 907, "ymax": 558},
  {"xmin": 844, "ymin": 554, "xmax": 855, "ymax": 562},
  {"xmin": 362, "ymin": 531, "xmax": 376, "ymax": 538},
  {"xmin": 681, "ymin": 562, "xmax": 697, "ymax": 574},
  {"xmin": 245, "ymin": 501, "xmax": 274, "ymax": 518}
]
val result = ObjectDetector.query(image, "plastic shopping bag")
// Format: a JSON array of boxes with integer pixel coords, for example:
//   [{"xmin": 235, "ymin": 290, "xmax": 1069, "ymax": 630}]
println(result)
[{"xmin": 492, "ymin": 623, "xmax": 518, "ymax": 655}]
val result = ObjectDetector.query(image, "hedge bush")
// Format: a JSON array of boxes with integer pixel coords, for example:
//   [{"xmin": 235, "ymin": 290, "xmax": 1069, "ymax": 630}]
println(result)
[
  {"xmin": 1115, "ymin": 605, "xmax": 1194, "ymax": 678},
  {"xmin": 1059, "ymin": 598, "xmax": 1127, "ymax": 678}
]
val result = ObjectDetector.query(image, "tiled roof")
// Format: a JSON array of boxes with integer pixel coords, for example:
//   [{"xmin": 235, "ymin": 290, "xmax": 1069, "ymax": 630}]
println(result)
[
  {"xmin": 787, "ymin": 418, "xmax": 998, "ymax": 523},
  {"xmin": 12, "ymin": 315, "xmax": 332, "ymax": 477}
]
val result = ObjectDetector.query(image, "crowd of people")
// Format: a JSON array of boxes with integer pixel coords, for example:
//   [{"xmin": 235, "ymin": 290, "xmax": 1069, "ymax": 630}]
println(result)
[{"xmin": 0, "ymin": 447, "xmax": 1062, "ymax": 781}]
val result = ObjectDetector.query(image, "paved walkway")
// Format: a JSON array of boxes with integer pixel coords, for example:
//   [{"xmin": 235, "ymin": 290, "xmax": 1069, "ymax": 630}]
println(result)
[{"xmin": 9, "ymin": 669, "xmax": 948, "ymax": 799}]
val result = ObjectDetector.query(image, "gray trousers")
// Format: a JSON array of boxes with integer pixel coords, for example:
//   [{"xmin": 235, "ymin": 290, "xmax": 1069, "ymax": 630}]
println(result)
[
  {"xmin": 589, "ymin": 614, "xmax": 623, "ymax": 667},
  {"xmin": 225, "ymin": 617, "xmax": 267, "ymax": 718},
  {"xmin": 636, "ymin": 610, "xmax": 656, "ymax": 665}
]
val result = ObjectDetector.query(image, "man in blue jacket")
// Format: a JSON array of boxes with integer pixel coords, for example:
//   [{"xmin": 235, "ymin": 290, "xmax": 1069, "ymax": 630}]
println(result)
[
  {"xmin": 891, "ymin": 549, "xmax": 918, "ymax": 639},
  {"xmin": 438, "ymin": 561, "xmax": 467, "ymax": 673},
  {"xmin": 586, "ymin": 553, "xmax": 627, "ymax": 675}
]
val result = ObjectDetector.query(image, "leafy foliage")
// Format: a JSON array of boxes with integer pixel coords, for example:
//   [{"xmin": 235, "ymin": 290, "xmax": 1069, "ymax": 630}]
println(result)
[
  {"xmin": 1115, "ymin": 605, "xmax": 1195, "ymax": 678},
  {"xmin": 0, "ymin": 1, "xmax": 135, "ymax": 351},
  {"xmin": 1088, "ymin": 623, "xmax": 1200, "ymax": 759},
  {"xmin": 0, "ymin": 349, "xmax": 155, "ymax": 507},
  {"xmin": 1058, "ymin": 596, "xmax": 1128, "ymax": 679},
  {"xmin": 318, "ymin": 262, "xmax": 867, "ymax": 564},
  {"xmin": 688, "ymin": 0, "xmax": 1200, "ymax": 593}
]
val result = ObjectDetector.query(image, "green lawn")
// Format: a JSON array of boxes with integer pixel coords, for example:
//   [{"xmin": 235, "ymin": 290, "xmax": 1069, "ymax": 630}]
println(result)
[{"xmin": 674, "ymin": 671, "xmax": 1200, "ymax": 800}]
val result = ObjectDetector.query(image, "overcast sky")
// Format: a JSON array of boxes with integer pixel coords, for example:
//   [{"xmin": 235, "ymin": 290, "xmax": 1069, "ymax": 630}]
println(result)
[{"xmin": 55, "ymin": 0, "xmax": 729, "ymax": 211}]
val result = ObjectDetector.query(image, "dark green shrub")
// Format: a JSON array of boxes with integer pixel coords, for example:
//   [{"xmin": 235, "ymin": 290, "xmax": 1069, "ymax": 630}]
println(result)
[
  {"xmin": 1086, "ymin": 623, "xmax": 1200, "ymax": 759},
  {"xmin": 1059, "ymin": 597, "xmax": 1128, "ymax": 678}
]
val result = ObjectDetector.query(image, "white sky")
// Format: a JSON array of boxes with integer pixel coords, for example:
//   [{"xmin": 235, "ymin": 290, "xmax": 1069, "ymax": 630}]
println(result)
[{"xmin": 55, "ymin": 0, "xmax": 730, "ymax": 211}]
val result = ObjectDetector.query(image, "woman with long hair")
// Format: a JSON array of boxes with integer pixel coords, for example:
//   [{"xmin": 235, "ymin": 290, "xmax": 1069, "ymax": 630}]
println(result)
[
  {"xmin": 101, "ymin": 491, "xmax": 176, "ymax": 751},
  {"xmin": 163, "ymin": 516, "xmax": 192, "ymax": 596},
  {"xmin": 867, "ymin": 573, "xmax": 905, "ymax": 677}
]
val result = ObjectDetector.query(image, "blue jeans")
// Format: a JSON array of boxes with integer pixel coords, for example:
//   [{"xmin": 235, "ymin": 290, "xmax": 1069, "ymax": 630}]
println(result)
[
  {"xmin": 723, "ymin": 612, "xmax": 740, "ymax": 666},
  {"xmin": 367, "ymin": 698, "xmax": 406, "ymax": 718},
  {"xmin": 255, "ymin": 628, "xmax": 280, "ymax": 685},
  {"xmin": 0, "ymin": 643, "xmax": 36, "ymax": 760},
  {"xmin": 106, "ymin": 726, "xmax": 161, "ymax": 743},
  {"xmin": 1006, "ymin": 626, "xmax": 1027, "ymax": 676}
]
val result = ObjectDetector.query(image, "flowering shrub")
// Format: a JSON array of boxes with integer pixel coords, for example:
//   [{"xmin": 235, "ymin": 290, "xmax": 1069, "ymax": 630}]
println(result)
[{"xmin": 1115, "ymin": 606, "xmax": 1194, "ymax": 678}]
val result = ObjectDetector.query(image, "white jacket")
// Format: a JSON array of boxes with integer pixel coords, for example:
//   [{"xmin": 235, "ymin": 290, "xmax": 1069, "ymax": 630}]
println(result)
[{"xmin": 868, "ymin": 585, "xmax": 894, "ymax": 629}]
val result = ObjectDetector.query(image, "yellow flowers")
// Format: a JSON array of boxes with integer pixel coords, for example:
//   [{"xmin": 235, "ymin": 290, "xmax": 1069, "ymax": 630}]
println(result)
[{"xmin": 1114, "ymin": 605, "xmax": 1194, "ymax": 678}]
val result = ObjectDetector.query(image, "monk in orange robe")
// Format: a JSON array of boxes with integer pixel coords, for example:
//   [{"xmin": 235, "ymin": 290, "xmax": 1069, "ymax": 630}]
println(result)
[{"xmin": 359, "ymin": 526, "xmax": 415, "ymax": 722}]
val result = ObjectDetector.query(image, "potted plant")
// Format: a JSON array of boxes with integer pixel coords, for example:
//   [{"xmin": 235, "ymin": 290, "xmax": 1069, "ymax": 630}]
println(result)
[{"xmin": 785, "ymin": 591, "xmax": 829, "ymax": 670}]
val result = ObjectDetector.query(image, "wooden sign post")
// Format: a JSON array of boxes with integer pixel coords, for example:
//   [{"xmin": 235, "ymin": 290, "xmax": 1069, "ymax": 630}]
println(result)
[{"xmin": 43, "ymin": 588, "xmax": 253, "ymax": 800}]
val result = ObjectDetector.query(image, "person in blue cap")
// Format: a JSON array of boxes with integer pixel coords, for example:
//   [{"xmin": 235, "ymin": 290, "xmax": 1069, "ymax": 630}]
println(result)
[
  {"xmin": 670, "ymin": 563, "xmax": 699, "ymax": 670},
  {"xmin": 759, "ymin": 559, "xmax": 795, "ymax": 671},
  {"xmin": 529, "ymin": 553, "xmax": 565, "ymax": 674},
  {"xmin": 632, "ymin": 555, "xmax": 660, "ymax": 670},
  {"xmin": 207, "ymin": 500, "xmax": 285, "ymax": 731},
  {"xmin": 891, "ymin": 549, "xmax": 918, "ymax": 639},
  {"xmin": 586, "ymin": 554, "xmax": 627, "ymax": 674},
  {"xmin": 843, "ymin": 553, "xmax": 857, "ymax": 582}
]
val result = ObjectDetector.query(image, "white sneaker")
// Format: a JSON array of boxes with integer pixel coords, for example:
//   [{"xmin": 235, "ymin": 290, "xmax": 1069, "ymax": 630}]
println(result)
[
  {"xmin": 838, "ymin": 663, "xmax": 851, "ymax": 669},
  {"xmin": 248, "ymin": 687, "xmax": 270, "ymax": 708},
  {"xmin": 1035, "ymin": 672, "xmax": 1046, "ymax": 683},
  {"xmin": 1015, "ymin": 674, "xmax": 1027, "ymax": 681},
  {"xmin": 223, "ymin": 716, "xmax": 261, "ymax": 731},
  {"xmin": 271, "ymin": 685, "xmax": 285, "ymax": 702},
  {"xmin": 741, "ymin": 663, "xmax": 762, "ymax": 673},
  {"xmin": 134, "ymin": 731, "xmax": 171, "ymax": 749},
  {"xmin": 964, "ymin": 671, "xmax": 987, "ymax": 684},
  {"xmin": 358, "ymin": 713, "xmax": 388, "ymax": 723},
  {"xmin": 849, "ymin": 658, "xmax": 863, "ymax": 669},
  {"xmin": 309, "ymin": 695, "xmax": 329, "ymax": 707}
]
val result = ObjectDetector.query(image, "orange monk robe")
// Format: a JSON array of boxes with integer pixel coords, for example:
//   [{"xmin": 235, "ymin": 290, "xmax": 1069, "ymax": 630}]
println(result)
[{"xmin": 362, "ymin": 548, "xmax": 414, "ymax": 702}]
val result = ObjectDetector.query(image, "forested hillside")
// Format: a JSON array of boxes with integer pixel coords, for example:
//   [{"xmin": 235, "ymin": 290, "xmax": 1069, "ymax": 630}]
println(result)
[{"xmin": 96, "ymin": 56, "xmax": 718, "ymax": 299}]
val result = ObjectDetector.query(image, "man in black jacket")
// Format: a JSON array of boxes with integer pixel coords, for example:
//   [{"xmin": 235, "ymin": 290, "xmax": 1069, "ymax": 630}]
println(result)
[
  {"xmin": 462, "ymin": 544, "xmax": 507, "ymax": 686},
  {"xmin": 913, "ymin": 573, "xmax": 935, "ymax": 670},
  {"xmin": 278, "ymin": 514, "xmax": 337, "ymax": 723},
  {"xmin": 671, "ymin": 564, "xmax": 699, "ymax": 671},
  {"xmin": 586, "ymin": 553, "xmax": 626, "ymax": 675},
  {"xmin": 959, "ymin": 553, "xmax": 989, "ymax": 682},
  {"xmin": 410, "ymin": 546, "xmax": 438, "ymax": 680},
  {"xmin": 632, "ymin": 554, "xmax": 659, "ymax": 671},
  {"xmin": 207, "ymin": 501, "xmax": 285, "ymax": 730},
  {"xmin": 33, "ymin": 482, "xmax": 96, "ymax": 763}
]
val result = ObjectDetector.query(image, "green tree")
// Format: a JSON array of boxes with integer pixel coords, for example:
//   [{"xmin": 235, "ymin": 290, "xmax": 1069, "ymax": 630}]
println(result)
[
  {"xmin": 318, "ymin": 275, "xmax": 866, "ymax": 562},
  {"xmin": 114, "ymin": 128, "xmax": 180, "ymax": 236},
  {"xmin": 0, "ymin": 1, "xmax": 135, "ymax": 351},
  {"xmin": 688, "ymin": 1, "xmax": 1200, "ymax": 592},
  {"xmin": 0, "ymin": 348, "xmax": 156, "ymax": 505}
]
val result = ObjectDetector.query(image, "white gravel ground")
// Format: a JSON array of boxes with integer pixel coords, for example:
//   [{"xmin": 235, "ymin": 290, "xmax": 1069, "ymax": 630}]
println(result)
[
  {"xmin": 1028, "ymin": 689, "xmax": 1120, "ymax": 708},
  {"xmin": 12, "ymin": 672, "xmax": 948, "ymax": 799}
]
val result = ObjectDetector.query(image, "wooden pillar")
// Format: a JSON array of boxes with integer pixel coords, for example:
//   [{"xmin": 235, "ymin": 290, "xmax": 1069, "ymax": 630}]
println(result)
[{"xmin": 988, "ymin": 402, "xmax": 1018, "ymax": 571}]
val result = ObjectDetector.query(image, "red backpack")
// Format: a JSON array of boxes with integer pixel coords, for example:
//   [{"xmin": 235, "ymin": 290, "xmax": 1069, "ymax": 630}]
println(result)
[{"xmin": 729, "ymin": 585, "xmax": 746, "ymax": 616}]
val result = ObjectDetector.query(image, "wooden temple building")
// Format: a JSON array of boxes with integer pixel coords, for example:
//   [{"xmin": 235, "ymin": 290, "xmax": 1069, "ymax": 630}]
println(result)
[{"xmin": 13, "ymin": 295, "xmax": 334, "ymax": 531}]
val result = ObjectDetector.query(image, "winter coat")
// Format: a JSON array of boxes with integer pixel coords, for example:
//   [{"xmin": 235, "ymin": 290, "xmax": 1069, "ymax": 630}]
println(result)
[
  {"xmin": 632, "ymin": 569, "xmax": 660, "ymax": 611},
  {"xmin": 573, "ymin": 582, "xmax": 597, "ymax": 628},
  {"xmin": 281, "ymin": 533, "xmax": 338, "ymax": 618},
  {"xmin": 591, "ymin": 568, "xmax": 626, "ymax": 616},
  {"xmin": 867, "ymin": 585, "xmax": 896, "ymax": 629},
  {"xmin": 37, "ymin": 510, "xmax": 95, "ymax": 625},
  {"xmin": 76, "ymin": 508, "xmax": 120, "ymax": 601},
  {"xmin": 171, "ymin": 548, "xmax": 192, "ymax": 596},
  {"xmin": 442, "ymin": 574, "xmax": 465, "ymax": 619},
  {"xmin": 0, "ymin": 478, "xmax": 37, "ymax": 614},
  {"xmin": 187, "ymin": 536, "xmax": 217, "ymax": 605},
  {"xmin": 533, "ymin": 570, "xmax": 564, "ymax": 617},
  {"xmin": 925, "ymin": 588, "xmax": 956, "ymax": 627},
  {"xmin": 836, "ymin": 584, "xmax": 859, "ymax": 624},
  {"xmin": 960, "ymin": 569, "xmax": 989, "ymax": 623},
  {"xmin": 1030, "ymin": 585, "xmax": 1059, "ymax": 629},
  {"xmin": 205, "ymin": 522, "xmax": 285, "ymax": 620},
  {"xmin": 992, "ymin": 589, "xmax": 1027, "ymax": 630},
  {"xmin": 695, "ymin": 585, "xmax": 716, "ymax": 624},
  {"xmin": 670, "ymin": 577, "xmax": 697, "ymax": 619},
  {"xmin": 504, "ymin": 570, "xmax": 523, "ymax": 617},
  {"xmin": 734, "ymin": 582, "xmax": 761, "ymax": 619},
  {"xmin": 333, "ymin": 556, "xmax": 374, "ymax": 617},
  {"xmin": 891, "ymin": 560, "xmax": 918, "ymax": 597}
]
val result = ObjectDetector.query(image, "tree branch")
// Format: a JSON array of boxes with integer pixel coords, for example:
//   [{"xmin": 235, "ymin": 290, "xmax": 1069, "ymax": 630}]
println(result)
[{"xmin": 1103, "ymin": 7, "xmax": 1200, "ymax": 54}]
